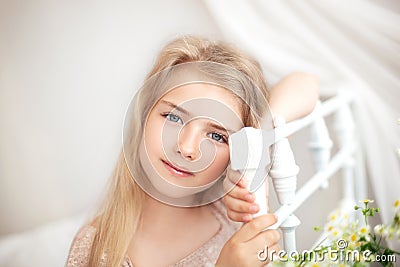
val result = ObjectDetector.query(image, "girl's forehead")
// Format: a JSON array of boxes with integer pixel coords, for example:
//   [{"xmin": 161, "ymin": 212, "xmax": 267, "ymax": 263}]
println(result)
[{"xmin": 160, "ymin": 83, "xmax": 242, "ymax": 114}]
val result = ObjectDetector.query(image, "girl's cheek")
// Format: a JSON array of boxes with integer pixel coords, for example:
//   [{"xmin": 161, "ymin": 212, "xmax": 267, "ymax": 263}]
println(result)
[{"xmin": 214, "ymin": 148, "xmax": 230, "ymax": 170}]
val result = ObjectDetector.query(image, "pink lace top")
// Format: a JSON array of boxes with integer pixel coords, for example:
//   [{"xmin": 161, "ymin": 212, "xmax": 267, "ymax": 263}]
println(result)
[{"xmin": 66, "ymin": 201, "xmax": 240, "ymax": 267}]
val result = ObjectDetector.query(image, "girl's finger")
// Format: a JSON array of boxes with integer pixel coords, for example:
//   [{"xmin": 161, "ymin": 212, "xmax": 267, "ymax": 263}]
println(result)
[
  {"xmin": 250, "ymin": 229, "xmax": 281, "ymax": 248},
  {"xmin": 231, "ymin": 214, "xmax": 278, "ymax": 243},
  {"xmin": 226, "ymin": 209, "xmax": 253, "ymax": 223},
  {"xmin": 223, "ymin": 182, "xmax": 255, "ymax": 202},
  {"xmin": 250, "ymin": 233, "xmax": 281, "ymax": 264},
  {"xmin": 224, "ymin": 194, "xmax": 259, "ymax": 214},
  {"xmin": 260, "ymin": 243, "xmax": 281, "ymax": 264}
]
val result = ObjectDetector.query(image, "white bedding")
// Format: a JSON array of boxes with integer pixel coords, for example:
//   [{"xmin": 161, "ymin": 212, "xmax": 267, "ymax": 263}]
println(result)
[{"xmin": 0, "ymin": 214, "xmax": 86, "ymax": 267}]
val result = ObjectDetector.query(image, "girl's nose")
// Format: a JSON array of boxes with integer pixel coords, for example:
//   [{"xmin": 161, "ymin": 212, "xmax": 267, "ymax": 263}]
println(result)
[{"xmin": 177, "ymin": 124, "xmax": 201, "ymax": 161}]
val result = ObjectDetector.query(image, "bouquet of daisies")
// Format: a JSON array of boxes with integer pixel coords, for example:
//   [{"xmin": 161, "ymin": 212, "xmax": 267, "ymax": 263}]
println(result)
[{"xmin": 270, "ymin": 199, "xmax": 400, "ymax": 267}]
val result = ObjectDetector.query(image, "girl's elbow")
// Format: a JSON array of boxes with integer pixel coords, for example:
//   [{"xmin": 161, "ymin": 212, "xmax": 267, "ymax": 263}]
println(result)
[
  {"xmin": 309, "ymin": 75, "xmax": 320, "ymax": 108},
  {"xmin": 302, "ymin": 73, "xmax": 320, "ymax": 112}
]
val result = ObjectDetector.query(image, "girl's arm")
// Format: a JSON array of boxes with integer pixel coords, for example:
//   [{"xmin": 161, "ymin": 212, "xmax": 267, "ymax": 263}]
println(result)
[
  {"xmin": 224, "ymin": 72, "xmax": 320, "ymax": 222},
  {"xmin": 268, "ymin": 72, "xmax": 319, "ymax": 122}
]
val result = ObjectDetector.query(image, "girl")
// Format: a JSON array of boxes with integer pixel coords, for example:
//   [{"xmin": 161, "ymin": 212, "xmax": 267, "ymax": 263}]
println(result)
[{"xmin": 66, "ymin": 36, "xmax": 318, "ymax": 267}]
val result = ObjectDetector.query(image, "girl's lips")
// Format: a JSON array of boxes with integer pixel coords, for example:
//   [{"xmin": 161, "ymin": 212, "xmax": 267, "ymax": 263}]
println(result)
[{"xmin": 162, "ymin": 160, "xmax": 194, "ymax": 178}]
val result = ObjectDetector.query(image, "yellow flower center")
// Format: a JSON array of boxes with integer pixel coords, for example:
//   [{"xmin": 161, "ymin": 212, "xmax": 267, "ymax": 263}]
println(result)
[
  {"xmin": 333, "ymin": 230, "xmax": 340, "ymax": 237},
  {"xmin": 351, "ymin": 233, "xmax": 357, "ymax": 241}
]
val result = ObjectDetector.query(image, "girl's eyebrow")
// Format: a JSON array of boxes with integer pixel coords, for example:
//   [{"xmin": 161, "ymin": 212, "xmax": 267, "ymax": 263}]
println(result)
[
  {"xmin": 160, "ymin": 99, "xmax": 235, "ymax": 133},
  {"xmin": 160, "ymin": 100, "xmax": 190, "ymax": 115},
  {"xmin": 207, "ymin": 121, "xmax": 233, "ymax": 134}
]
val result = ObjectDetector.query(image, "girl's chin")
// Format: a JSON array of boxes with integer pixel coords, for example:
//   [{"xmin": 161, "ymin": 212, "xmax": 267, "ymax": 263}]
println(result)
[{"xmin": 149, "ymin": 174, "xmax": 219, "ymax": 199}]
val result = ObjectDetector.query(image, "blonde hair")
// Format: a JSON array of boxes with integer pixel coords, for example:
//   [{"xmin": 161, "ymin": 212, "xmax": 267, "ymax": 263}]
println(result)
[{"xmin": 87, "ymin": 36, "xmax": 270, "ymax": 266}]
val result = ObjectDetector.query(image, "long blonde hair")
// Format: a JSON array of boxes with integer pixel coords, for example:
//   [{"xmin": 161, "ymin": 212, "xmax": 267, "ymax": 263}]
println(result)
[{"xmin": 88, "ymin": 36, "xmax": 270, "ymax": 266}]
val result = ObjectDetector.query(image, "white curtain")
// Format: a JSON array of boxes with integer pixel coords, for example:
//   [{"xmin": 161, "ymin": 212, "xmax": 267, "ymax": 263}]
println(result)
[{"xmin": 204, "ymin": 0, "xmax": 400, "ymax": 224}]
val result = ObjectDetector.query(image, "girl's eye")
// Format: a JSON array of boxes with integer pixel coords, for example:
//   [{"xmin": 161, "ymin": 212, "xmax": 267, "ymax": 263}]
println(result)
[
  {"xmin": 164, "ymin": 113, "xmax": 183, "ymax": 124},
  {"xmin": 209, "ymin": 132, "xmax": 227, "ymax": 143}
]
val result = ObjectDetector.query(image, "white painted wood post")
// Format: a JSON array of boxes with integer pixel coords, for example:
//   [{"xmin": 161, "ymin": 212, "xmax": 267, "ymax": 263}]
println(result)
[
  {"xmin": 308, "ymin": 102, "xmax": 333, "ymax": 189},
  {"xmin": 269, "ymin": 116, "xmax": 300, "ymax": 252},
  {"xmin": 334, "ymin": 101, "xmax": 356, "ymax": 212},
  {"xmin": 280, "ymin": 215, "xmax": 301, "ymax": 253}
]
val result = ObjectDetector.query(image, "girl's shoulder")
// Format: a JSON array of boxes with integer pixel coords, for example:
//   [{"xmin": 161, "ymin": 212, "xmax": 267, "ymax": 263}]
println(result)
[
  {"xmin": 65, "ymin": 225, "xmax": 96, "ymax": 267},
  {"xmin": 66, "ymin": 225, "xmax": 132, "ymax": 267}
]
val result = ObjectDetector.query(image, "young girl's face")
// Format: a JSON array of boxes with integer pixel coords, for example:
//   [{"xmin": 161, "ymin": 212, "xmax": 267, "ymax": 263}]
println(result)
[{"xmin": 141, "ymin": 83, "xmax": 244, "ymax": 199}]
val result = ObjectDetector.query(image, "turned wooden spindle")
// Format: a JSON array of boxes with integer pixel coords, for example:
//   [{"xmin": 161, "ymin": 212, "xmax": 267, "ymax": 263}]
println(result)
[
  {"xmin": 308, "ymin": 102, "xmax": 333, "ymax": 189},
  {"xmin": 269, "ymin": 116, "xmax": 301, "ymax": 251},
  {"xmin": 334, "ymin": 102, "xmax": 356, "ymax": 212}
]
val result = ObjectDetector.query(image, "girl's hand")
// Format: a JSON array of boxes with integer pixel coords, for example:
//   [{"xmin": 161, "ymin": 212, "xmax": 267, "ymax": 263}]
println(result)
[
  {"xmin": 216, "ymin": 214, "xmax": 280, "ymax": 267},
  {"xmin": 223, "ymin": 168, "xmax": 266, "ymax": 222}
]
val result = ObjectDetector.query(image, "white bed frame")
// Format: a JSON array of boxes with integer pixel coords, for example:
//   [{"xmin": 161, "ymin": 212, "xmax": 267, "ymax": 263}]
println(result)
[{"xmin": 268, "ymin": 90, "xmax": 366, "ymax": 252}]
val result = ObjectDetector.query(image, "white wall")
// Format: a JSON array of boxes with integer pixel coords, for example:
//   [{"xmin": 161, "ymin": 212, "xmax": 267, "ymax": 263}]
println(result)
[{"xmin": 0, "ymin": 0, "xmax": 221, "ymax": 235}]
